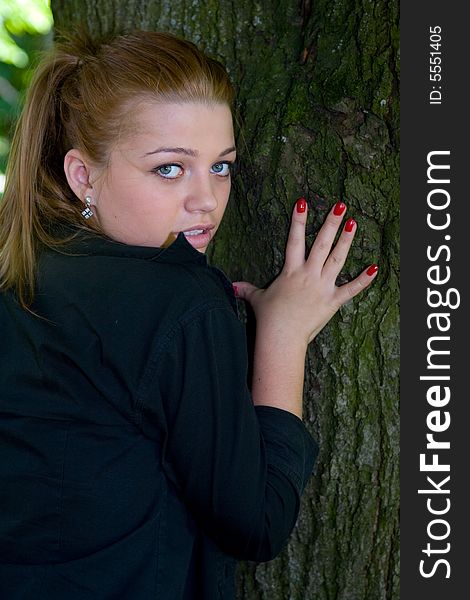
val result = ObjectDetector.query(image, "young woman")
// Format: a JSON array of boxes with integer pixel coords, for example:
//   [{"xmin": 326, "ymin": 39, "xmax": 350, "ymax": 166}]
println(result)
[{"xmin": 0, "ymin": 30, "xmax": 378, "ymax": 599}]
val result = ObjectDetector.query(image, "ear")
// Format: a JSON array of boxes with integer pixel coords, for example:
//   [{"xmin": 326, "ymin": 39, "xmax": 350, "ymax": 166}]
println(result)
[{"xmin": 63, "ymin": 149, "xmax": 97, "ymax": 204}]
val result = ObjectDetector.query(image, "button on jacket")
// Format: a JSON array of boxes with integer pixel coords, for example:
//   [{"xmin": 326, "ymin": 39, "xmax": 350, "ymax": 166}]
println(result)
[{"xmin": 0, "ymin": 229, "xmax": 318, "ymax": 599}]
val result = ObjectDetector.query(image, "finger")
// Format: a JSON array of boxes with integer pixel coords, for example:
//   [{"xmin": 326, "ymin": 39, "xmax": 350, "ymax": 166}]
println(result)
[
  {"xmin": 321, "ymin": 217, "xmax": 357, "ymax": 280},
  {"xmin": 334, "ymin": 263, "xmax": 379, "ymax": 306},
  {"xmin": 307, "ymin": 201, "xmax": 347, "ymax": 272},
  {"xmin": 231, "ymin": 281, "xmax": 259, "ymax": 304},
  {"xmin": 284, "ymin": 198, "xmax": 308, "ymax": 272}
]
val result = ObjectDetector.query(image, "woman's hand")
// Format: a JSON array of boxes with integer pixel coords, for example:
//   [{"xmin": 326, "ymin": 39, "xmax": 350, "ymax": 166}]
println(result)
[{"xmin": 233, "ymin": 199, "xmax": 378, "ymax": 346}]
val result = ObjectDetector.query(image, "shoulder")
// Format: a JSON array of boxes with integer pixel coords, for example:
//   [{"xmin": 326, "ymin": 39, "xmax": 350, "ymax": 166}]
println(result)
[{"xmin": 36, "ymin": 231, "xmax": 237, "ymax": 339}]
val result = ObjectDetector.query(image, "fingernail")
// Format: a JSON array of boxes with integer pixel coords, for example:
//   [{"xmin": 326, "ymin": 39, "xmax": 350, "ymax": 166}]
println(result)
[
  {"xmin": 366, "ymin": 264, "xmax": 379, "ymax": 276},
  {"xmin": 232, "ymin": 284, "xmax": 239, "ymax": 296},
  {"xmin": 344, "ymin": 218, "xmax": 356, "ymax": 233},
  {"xmin": 333, "ymin": 201, "xmax": 346, "ymax": 216},
  {"xmin": 296, "ymin": 198, "xmax": 307, "ymax": 213}
]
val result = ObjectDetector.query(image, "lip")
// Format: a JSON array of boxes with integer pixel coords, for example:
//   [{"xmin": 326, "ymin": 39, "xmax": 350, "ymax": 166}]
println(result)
[{"xmin": 178, "ymin": 224, "xmax": 215, "ymax": 250}]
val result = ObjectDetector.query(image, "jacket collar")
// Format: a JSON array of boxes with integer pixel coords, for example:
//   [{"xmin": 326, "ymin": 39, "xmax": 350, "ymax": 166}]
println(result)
[
  {"xmin": 46, "ymin": 225, "xmax": 238, "ymax": 314},
  {"xmin": 51, "ymin": 227, "xmax": 208, "ymax": 266}
]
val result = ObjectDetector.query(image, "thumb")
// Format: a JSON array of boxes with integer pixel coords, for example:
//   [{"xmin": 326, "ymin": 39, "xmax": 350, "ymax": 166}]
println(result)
[{"xmin": 232, "ymin": 281, "xmax": 259, "ymax": 304}]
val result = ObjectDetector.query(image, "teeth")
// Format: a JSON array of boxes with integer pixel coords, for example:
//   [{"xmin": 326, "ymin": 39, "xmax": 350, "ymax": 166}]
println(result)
[{"xmin": 184, "ymin": 229, "xmax": 204, "ymax": 236}]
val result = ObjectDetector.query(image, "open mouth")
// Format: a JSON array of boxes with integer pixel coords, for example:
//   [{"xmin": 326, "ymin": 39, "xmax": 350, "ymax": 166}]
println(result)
[
  {"xmin": 180, "ymin": 225, "xmax": 214, "ymax": 249},
  {"xmin": 183, "ymin": 229, "xmax": 205, "ymax": 236}
]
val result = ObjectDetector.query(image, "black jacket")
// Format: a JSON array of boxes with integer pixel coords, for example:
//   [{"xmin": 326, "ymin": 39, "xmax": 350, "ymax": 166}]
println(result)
[{"xmin": 0, "ymin": 229, "xmax": 318, "ymax": 599}]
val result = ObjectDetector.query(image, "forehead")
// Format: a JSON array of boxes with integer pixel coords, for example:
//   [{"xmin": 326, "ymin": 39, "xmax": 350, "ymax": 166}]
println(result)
[{"xmin": 120, "ymin": 100, "xmax": 234, "ymax": 151}]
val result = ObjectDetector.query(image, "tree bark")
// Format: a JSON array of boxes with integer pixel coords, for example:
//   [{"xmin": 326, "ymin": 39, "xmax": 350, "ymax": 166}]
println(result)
[{"xmin": 51, "ymin": 1, "xmax": 400, "ymax": 598}]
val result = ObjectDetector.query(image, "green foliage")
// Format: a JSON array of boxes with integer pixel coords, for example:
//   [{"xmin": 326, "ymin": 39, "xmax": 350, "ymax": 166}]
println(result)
[{"xmin": 0, "ymin": 0, "xmax": 53, "ymax": 186}]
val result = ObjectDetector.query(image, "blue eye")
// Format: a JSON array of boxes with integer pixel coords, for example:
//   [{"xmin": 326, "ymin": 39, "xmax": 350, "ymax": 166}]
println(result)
[
  {"xmin": 153, "ymin": 164, "xmax": 183, "ymax": 179},
  {"xmin": 211, "ymin": 162, "xmax": 233, "ymax": 177},
  {"xmin": 151, "ymin": 161, "xmax": 235, "ymax": 180}
]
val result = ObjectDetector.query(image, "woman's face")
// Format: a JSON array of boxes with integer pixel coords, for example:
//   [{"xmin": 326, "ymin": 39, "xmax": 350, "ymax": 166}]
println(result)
[{"xmin": 90, "ymin": 101, "xmax": 236, "ymax": 252}]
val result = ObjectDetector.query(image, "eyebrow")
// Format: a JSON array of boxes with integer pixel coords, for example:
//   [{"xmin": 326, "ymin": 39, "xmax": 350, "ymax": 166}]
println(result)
[{"xmin": 144, "ymin": 145, "xmax": 237, "ymax": 158}]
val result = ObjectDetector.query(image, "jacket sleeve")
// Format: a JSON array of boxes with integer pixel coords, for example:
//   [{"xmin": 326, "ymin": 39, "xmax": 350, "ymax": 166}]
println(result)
[{"xmin": 138, "ymin": 303, "xmax": 318, "ymax": 562}]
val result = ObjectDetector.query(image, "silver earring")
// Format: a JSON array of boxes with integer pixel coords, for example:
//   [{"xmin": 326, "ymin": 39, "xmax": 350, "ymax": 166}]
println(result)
[{"xmin": 81, "ymin": 195, "xmax": 94, "ymax": 219}]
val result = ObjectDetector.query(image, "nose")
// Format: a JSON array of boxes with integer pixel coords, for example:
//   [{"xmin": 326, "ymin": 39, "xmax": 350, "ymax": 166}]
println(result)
[{"xmin": 184, "ymin": 173, "xmax": 219, "ymax": 213}]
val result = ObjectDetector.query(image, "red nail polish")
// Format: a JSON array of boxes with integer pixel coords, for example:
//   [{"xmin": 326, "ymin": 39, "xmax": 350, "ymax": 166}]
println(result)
[
  {"xmin": 232, "ymin": 284, "xmax": 239, "ymax": 297},
  {"xmin": 366, "ymin": 264, "xmax": 378, "ymax": 276},
  {"xmin": 345, "ymin": 218, "xmax": 355, "ymax": 232},
  {"xmin": 333, "ymin": 202, "xmax": 346, "ymax": 216},
  {"xmin": 296, "ymin": 198, "xmax": 307, "ymax": 213}
]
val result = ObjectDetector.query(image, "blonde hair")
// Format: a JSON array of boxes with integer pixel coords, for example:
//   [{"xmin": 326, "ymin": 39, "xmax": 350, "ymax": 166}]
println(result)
[{"xmin": 0, "ymin": 29, "xmax": 235, "ymax": 308}]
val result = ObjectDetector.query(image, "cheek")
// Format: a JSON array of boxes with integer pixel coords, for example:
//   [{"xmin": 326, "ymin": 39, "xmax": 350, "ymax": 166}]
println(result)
[
  {"xmin": 107, "ymin": 181, "xmax": 168, "ymax": 217},
  {"xmin": 133, "ymin": 190, "xmax": 183, "ymax": 232},
  {"xmin": 218, "ymin": 187, "xmax": 231, "ymax": 213},
  {"xmin": 97, "ymin": 179, "xmax": 136, "ymax": 215}
]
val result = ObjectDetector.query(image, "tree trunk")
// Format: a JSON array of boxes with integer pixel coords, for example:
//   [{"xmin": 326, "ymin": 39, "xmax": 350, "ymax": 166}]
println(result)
[{"xmin": 51, "ymin": 1, "xmax": 400, "ymax": 598}]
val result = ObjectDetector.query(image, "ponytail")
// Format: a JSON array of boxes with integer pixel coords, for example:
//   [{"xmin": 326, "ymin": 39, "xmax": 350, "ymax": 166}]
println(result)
[{"xmin": 0, "ymin": 32, "xmax": 102, "ymax": 308}]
